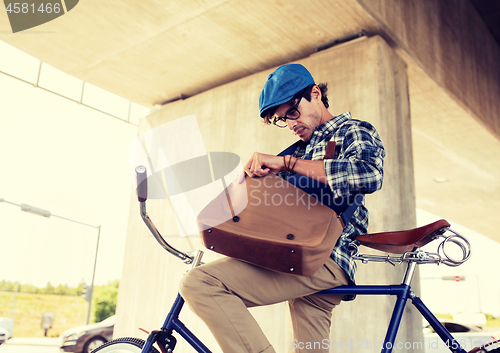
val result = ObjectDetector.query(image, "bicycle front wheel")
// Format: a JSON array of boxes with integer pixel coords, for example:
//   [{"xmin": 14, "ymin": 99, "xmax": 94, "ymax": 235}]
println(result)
[{"xmin": 91, "ymin": 337, "xmax": 160, "ymax": 353}]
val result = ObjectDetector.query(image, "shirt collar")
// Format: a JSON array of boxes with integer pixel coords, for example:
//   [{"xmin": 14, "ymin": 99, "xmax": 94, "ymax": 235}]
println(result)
[{"xmin": 309, "ymin": 112, "xmax": 351, "ymax": 146}]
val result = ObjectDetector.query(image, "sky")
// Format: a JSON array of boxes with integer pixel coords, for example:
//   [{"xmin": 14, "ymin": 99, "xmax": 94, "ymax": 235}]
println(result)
[
  {"xmin": 0, "ymin": 39, "xmax": 149, "ymax": 288},
  {"xmin": 0, "ymin": 39, "xmax": 499, "ymax": 319}
]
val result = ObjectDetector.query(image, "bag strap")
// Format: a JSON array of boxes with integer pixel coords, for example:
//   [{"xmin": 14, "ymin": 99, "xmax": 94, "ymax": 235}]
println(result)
[
  {"xmin": 323, "ymin": 141, "xmax": 336, "ymax": 160},
  {"xmin": 338, "ymin": 194, "xmax": 364, "ymax": 228},
  {"xmin": 277, "ymin": 140, "xmax": 305, "ymax": 157},
  {"xmin": 277, "ymin": 140, "xmax": 362, "ymax": 227}
]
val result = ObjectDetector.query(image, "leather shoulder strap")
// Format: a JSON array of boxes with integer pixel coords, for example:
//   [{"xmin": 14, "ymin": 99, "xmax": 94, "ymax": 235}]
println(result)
[
  {"xmin": 277, "ymin": 140, "xmax": 304, "ymax": 157},
  {"xmin": 324, "ymin": 141, "xmax": 336, "ymax": 160}
]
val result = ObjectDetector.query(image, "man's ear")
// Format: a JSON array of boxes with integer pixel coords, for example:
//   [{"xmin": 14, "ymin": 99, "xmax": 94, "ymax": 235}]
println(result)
[{"xmin": 311, "ymin": 85, "xmax": 322, "ymax": 102}]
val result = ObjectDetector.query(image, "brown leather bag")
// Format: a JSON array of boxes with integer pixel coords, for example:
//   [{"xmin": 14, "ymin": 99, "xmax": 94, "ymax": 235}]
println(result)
[{"xmin": 196, "ymin": 173, "xmax": 345, "ymax": 276}]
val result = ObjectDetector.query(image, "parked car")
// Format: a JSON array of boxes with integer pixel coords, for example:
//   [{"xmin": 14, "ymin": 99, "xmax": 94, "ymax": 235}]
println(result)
[
  {"xmin": 0, "ymin": 317, "xmax": 13, "ymax": 344},
  {"xmin": 59, "ymin": 316, "xmax": 115, "ymax": 353},
  {"xmin": 424, "ymin": 320, "xmax": 499, "ymax": 353},
  {"xmin": 0, "ymin": 327, "xmax": 9, "ymax": 345}
]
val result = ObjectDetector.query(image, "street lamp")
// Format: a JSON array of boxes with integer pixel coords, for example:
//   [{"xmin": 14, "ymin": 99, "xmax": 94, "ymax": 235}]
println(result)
[{"xmin": 1, "ymin": 198, "xmax": 100, "ymax": 324}]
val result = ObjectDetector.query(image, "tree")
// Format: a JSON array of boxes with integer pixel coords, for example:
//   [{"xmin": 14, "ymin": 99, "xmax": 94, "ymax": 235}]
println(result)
[
  {"xmin": 44, "ymin": 282, "xmax": 55, "ymax": 294},
  {"xmin": 93, "ymin": 280, "xmax": 119, "ymax": 323}
]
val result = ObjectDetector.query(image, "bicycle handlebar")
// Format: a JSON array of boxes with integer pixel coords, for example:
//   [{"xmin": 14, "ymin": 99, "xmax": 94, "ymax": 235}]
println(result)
[
  {"xmin": 136, "ymin": 165, "xmax": 148, "ymax": 202},
  {"xmin": 135, "ymin": 165, "xmax": 194, "ymax": 264}
]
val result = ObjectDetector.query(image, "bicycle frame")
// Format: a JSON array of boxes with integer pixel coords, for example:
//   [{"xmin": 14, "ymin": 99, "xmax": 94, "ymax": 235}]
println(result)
[
  {"xmin": 134, "ymin": 166, "xmax": 470, "ymax": 353},
  {"xmin": 320, "ymin": 261, "xmax": 467, "ymax": 353},
  {"xmin": 140, "ymin": 256, "xmax": 468, "ymax": 353}
]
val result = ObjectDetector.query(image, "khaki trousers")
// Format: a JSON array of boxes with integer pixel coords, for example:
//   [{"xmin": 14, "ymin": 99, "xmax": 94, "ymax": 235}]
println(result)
[{"xmin": 179, "ymin": 256, "xmax": 349, "ymax": 353}]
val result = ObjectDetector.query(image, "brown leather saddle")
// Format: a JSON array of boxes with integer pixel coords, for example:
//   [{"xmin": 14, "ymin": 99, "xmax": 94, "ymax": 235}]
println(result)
[{"xmin": 354, "ymin": 219, "xmax": 451, "ymax": 254}]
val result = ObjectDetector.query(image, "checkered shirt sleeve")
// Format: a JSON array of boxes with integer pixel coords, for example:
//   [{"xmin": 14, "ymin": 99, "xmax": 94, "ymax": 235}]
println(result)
[{"xmin": 291, "ymin": 112, "xmax": 385, "ymax": 285}]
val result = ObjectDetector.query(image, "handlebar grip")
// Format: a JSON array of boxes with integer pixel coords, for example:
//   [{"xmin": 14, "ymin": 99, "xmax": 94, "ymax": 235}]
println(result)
[{"xmin": 136, "ymin": 165, "xmax": 148, "ymax": 202}]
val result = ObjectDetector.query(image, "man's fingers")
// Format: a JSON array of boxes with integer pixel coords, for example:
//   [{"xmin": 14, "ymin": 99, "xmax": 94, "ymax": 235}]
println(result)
[
  {"xmin": 239, "ymin": 152, "xmax": 272, "ymax": 182},
  {"xmin": 258, "ymin": 168, "xmax": 270, "ymax": 177},
  {"xmin": 237, "ymin": 170, "xmax": 246, "ymax": 184},
  {"xmin": 249, "ymin": 157, "xmax": 258, "ymax": 175}
]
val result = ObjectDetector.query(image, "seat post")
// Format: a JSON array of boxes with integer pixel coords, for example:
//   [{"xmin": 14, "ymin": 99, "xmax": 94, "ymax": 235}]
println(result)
[
  {"xmin": 402, "ymin": 247, "xmax": 419, "ymax": 285},
  {"xmin": 402, "ymin": 261, "xmax": 417, "ymax": 285}
]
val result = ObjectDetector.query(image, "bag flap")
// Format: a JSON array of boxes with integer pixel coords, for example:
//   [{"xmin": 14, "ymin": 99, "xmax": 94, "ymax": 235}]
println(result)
[{"xmin": 197, "ymin": 174, "xmax": 338, "ymax": 247}]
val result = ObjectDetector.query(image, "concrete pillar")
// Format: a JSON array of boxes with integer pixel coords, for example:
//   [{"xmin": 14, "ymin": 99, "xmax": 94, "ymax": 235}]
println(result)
[
  {"xmin": 310, "ymin": 36, "xmax": 422, "ymax": 353},
  {"xmin": 115, "ymin": 35, "xmax": 420, "ymax": 353}
]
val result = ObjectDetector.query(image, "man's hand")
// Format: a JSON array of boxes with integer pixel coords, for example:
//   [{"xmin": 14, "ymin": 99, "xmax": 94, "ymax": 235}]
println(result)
[
  {"xmin": 238, "ymin": 152, "xmax": 329, "ymax": 185},
  {"xmin": 238, "ymin": 152, "xmax": 284, "ymax": 183}
]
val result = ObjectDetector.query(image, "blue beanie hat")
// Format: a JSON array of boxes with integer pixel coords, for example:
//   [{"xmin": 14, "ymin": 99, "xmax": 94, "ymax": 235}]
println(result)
[{"xmin": 259, "ymin": 64, "xmax": 315, "ymax": 118}]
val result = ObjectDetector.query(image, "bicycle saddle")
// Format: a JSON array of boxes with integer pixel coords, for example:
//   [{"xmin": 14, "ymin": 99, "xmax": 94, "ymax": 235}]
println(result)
[{"xmin": 354, "ymin": 219, "xmax": 451, "ymax": 254}]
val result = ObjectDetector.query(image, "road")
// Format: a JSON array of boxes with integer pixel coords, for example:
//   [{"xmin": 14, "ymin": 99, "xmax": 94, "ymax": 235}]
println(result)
[{"xmin": 0, "ymin": 338, "xmax": 60, "ymax": 353}]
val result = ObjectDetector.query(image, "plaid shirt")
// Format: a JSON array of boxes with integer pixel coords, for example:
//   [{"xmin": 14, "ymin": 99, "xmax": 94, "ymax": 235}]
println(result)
[{"xmin": 280, "ymin": 112, "xmax": 385, "ymax": 285}]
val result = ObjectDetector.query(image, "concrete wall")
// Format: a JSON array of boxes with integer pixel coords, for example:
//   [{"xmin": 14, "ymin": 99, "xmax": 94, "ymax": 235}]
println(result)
[
  {"xmin": 356, "ymin": 0, "xmax": 500, "ymax": 139},
  {"xmin": 115, "ymin": 35, "xmax": 420, "ymax": 352}
]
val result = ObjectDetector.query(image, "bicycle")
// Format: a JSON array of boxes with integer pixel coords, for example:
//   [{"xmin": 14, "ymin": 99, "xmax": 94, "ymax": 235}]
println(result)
[{"xmin": 93, "ymin": 166, "xmax": 500, "ymax": 353}]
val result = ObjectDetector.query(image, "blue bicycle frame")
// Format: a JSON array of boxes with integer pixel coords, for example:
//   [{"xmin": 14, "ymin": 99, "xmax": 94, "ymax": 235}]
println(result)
[
  {"xmin": 320, "ymin": 286, "xmax": 467, "ymax": 353},
  {"xmin": 140, "ymin": 259, "xmax": 467, "ymax": 353},
  {"xmin": 135, "ymin": 166, "xmax": 470, "ymax": 353}
]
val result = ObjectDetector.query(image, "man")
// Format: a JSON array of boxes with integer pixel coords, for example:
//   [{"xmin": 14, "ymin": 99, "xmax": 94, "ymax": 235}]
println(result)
[{"xmin": 179, "ymin": 64, "xmax": 385, "ymax": 352}]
